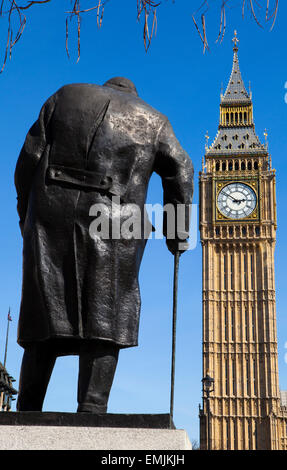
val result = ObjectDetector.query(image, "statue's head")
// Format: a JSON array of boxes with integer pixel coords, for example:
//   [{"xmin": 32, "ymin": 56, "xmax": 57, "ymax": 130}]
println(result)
[{"xmin": 103, "ymin": 77, "xmax": 138, "ymax": 97}]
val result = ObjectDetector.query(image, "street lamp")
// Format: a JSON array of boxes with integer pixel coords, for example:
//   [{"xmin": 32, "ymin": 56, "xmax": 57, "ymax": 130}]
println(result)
[{"xmin": 202, "ymin": 373, "xmax": 215, "ymax": 450}]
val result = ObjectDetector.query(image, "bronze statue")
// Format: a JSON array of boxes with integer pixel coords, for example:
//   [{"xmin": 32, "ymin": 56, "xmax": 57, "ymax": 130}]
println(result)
[{"xmin": 15, "ymin": 77, "xmax": 194, "ymax": 412}]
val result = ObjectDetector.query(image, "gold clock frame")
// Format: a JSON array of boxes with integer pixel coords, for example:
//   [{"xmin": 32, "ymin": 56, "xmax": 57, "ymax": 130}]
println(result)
[{"xmin": 213, "ymin": 177, "xmax": 260, "ymax": 223}]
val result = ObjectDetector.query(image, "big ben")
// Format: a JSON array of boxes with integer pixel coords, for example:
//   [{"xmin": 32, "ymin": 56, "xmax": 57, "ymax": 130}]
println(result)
[{"xmin": 199, "ymin": 32, "xmax": 287, "ymax": 450}]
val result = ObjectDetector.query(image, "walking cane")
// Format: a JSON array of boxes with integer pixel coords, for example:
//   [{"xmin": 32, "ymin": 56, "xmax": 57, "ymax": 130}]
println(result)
[{"xmin": 170, "ymin": 250, "xmax": 180, "ymax": 428}]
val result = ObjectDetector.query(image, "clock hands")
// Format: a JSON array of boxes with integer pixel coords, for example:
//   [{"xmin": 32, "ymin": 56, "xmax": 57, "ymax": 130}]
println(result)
[
  {"xmin": 221, "ymin": 190, "xmax": 248, "ymax": 205},
  {"xmin": 221, "ymin": 190, "xmax": 236, "ymax": 201},
  {"xmin": 221, "ymin": 190, "xmax": 243, "ymax": 204}
]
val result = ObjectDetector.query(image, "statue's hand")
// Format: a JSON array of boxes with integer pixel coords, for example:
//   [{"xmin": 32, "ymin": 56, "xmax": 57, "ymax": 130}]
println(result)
[{"xmin": 166, "ymin": 238, "xmax": 189, "ymax": 256}]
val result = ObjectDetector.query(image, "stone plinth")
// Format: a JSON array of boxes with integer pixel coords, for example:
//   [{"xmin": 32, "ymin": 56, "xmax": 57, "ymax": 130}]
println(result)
[
  {"xmin": 0, "ymin": 425, "xmax": 192, "ymax": 450},
  {"xmin": 0, "ymin": 412, "xmax": 192, "ymax": 450}
]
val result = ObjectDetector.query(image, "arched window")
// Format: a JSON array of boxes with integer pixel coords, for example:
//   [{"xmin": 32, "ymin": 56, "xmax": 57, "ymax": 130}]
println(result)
[
  {"xmin": 224, "ymin": 308, "xmax": 228, "ymax": 340},
  {"xmin": 235, "ymin": 161, "xmax": 239, "ymax": 170},
  {"xmin": 223, "ymin": 254, "xmax": 227, "ymax": 290},
  {"xmin": 241, "ymin": 161, "xmax": 246, "ymax": 170},
  {"xmin": 232, "ymin": 361, "xmax": 236, "ymax": 395},
  {"xmin": 244, "ymin": 253, "xmax": 247, "ymax": 289},
  {"xmin": 246, "ymin": 359, "xmax": 250, "ymax": 396},
  {"xmin": 222, "ymin": 162, "xmax": 226, "ymax": 171},
  {"xmin": 229, "ymin": 161, "xmax": 233, "ymax": 171},
  {"xmin": 225, "ymin": 358, "xmax": 229, "ymax": 395},
  {"xmin": 216, "ymin": 162, "xmax": 220, "ymax": 171},
  {"xmin": 254, "ymin": 161, "xmax": 258, "ymax": 170},
  {"xmin": 252, "ymin": 307, "xmax": 256, "ymax": 340},
  {"xmin": 231, "ymin": 308, "xmax": 235, "ymax": 340},
  {"xmin": 248, "ymin": 161, "xmax": 252, "ymax": 170},
  {"xmin": 250, "ymin": 255, "xmax": 254, "ymax": 290},
  {"xmin": 245, "ymin": 308, "xmax": 249, "ymax": 341},
  {"xmin": 248, "ymin": 420, "xmax": 253, "ymax": 450},
  {"xmin": 226, "ymin": 419, "xmax": 230, "ymax": 450}
]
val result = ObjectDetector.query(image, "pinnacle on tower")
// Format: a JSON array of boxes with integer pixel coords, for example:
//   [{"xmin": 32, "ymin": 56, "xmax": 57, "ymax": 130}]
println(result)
[
  {"xmin": 205, "ymin": 31, "xmax": 266, "ymax": 155},
  {"xmin": 221, "ymin": 31, "xmax": 251, "ymax": 105}
]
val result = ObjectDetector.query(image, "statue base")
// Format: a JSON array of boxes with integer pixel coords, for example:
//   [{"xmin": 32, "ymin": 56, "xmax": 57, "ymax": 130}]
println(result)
[{"xmin": 0, "ymin": 412, "xmax": 192, "ymax": 450}]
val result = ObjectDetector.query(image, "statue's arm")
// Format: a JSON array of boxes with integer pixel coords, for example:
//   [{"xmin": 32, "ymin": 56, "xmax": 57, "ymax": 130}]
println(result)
[
  {"xmin": 154, "ymin": 119, "xmax": 194, "ymax": 254},
  {"xmin": 14, "ymin": 96, "xmax": 56, "ymax": 234}
]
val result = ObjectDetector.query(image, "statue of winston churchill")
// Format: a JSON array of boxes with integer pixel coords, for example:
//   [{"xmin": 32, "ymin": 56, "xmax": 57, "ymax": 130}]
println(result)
[{"xmin": 14, "ymin": 77, "xmax": 194, "ymax": 413}]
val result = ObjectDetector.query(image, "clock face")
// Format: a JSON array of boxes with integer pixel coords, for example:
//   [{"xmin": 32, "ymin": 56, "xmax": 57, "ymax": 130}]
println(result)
[{"xmin": 217, "ymin": 182, "xmax": 257, "ymax": 219}]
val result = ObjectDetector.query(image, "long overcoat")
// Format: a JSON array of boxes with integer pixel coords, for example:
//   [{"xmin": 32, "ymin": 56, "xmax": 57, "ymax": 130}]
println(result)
[{"xmin": 15, "ymin": 79, "xmax": 194, "ymax": 352}]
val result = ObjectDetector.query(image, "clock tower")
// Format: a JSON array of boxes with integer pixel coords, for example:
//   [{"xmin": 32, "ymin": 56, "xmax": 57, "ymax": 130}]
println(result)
[{"xmin": 199, "ymin": 32, "xmax": 287, "ymax": 450}]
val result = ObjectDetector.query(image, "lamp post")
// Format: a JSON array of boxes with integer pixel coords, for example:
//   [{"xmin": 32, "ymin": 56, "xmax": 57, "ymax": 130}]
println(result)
[{"xmin": 202, "ymin": 373, "xmax": 215, "ymax": 450}]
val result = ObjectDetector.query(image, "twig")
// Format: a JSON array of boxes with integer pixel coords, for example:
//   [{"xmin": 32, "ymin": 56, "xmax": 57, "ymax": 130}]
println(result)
[{"xmin": 193, "ymin": 0, "xmax": 279, "ymax": 52}]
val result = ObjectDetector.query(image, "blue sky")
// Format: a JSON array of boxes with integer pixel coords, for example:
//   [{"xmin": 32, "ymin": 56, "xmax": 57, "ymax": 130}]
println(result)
[{"xmin": 0, "ymin": 0, "xmax": 287, "ymax": 444}]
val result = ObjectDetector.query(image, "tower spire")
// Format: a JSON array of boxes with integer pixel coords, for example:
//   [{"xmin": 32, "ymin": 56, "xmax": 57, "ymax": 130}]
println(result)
[
  {"xmin": 221, "ymin": 30, "xmax": 250, "ymax": 105},
  {"xmin": 205, "ymin": 33, "xmax": 266, "ymax": 155}
]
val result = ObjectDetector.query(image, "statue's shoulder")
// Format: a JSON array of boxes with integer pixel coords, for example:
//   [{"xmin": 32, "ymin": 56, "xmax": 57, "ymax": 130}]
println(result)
[
  {"xmin": 53, "ymin": 83, "xmax": 102, "ymax": 98},
  {"xmin": 51, "ymin": 83, "xmax": 167, "ymax": 124}
]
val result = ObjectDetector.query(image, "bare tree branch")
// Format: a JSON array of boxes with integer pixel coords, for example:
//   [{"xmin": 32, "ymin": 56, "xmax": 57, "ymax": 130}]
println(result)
[
  {"xmin": 192, "ymin": 0, "xmax": 279, "ymax": 53},
  {"xmin": 0, "ymin": 0, "xmax": 280, "ymax": 72}
]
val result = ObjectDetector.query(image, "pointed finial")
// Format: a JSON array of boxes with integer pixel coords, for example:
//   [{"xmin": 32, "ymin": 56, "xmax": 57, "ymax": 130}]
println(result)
[
  {"xmin": 248, "ymin": 81, "xmax": 252, "ymax": 99},
  {"xmin": 264, "ymin": 129, "xmax": 269, "ymax": 149},
  {"xmin": 232, "ymin": 30, "xmax": 239, "ymax": 50},
  {"xmin": 220, "ymin": 82, "xmax": 223, "ymax": 99},
  {"xmin": 205, "ymin": 131, "xmax": 210, "ymax": 149}
]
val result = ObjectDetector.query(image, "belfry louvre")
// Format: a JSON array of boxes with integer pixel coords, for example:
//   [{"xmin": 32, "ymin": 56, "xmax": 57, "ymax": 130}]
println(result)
[{"xmin": 199, "ymin": 32, "xmax": 287, "ymax": 450}]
